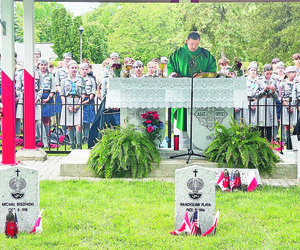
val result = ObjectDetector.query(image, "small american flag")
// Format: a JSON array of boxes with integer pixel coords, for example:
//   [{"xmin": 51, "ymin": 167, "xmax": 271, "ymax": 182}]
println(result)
[
  {"xmin": 190, "ymin": 210, "xmax": 201, "ymax": 236},
  {"xmin": 230, "ymin": 171, "xmax": 235, "ymax": 191}
]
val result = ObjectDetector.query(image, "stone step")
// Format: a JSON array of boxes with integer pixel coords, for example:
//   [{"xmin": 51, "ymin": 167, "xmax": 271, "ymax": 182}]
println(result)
[
  {"xmin": 59, "ymin": 149, "xmax": 297, "ymax": 179},
  {"xmin": 60, "ymin": 149, "xmax": 98, "ymax": 178}
]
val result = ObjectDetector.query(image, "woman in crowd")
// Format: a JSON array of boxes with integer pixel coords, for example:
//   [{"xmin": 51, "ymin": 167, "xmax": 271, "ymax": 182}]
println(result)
[
  {"xmin": 256, "ymin": 64, "xmax": 278, "ymax": 142},
  {"xmin": 272, "ymin": 62, "xmax": 285, "ymax": 139},
  {"xmin": 217, "ymin": 57, "xmax": 230, "ymax": 75},
  {"xmin": 292, "ymin": 53, "xmax": 300, "ymax": 78},
  {"xmin": 60, "ymin": 60, "xmax": 86, "ymax": 149},
  {"xmin": 39, "ymin": 59, "xmax": 56, "ymax": 138},
  {"xmin": 79, "ymin": 63, "xmax": 96, "ymax": 144},
  {"xmin": 242, "ymin": 61, "xmax": 259, "ymax": 126},
  {"xmin": 54, "ymin": 53, "xmax": 72, "ymax": 126},
  {"xmin": 281, "ymin": 66, "xmax": 299, "ymax": 144}
]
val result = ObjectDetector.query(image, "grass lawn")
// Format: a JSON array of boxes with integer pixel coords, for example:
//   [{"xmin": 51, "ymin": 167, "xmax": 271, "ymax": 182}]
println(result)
[{"xmin": 1, "ymin": 180, "xmax": 299, "ymax": 249}]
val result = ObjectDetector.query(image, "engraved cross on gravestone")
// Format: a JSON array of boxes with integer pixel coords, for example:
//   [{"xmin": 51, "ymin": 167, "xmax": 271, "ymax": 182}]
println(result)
[
  {"xmin": 0, "ymin": 166, "xmax": 39, "ymax": 233},
  {"xmin": 175, "ymin": 166, "xmax": 215, "ymax": 234}
]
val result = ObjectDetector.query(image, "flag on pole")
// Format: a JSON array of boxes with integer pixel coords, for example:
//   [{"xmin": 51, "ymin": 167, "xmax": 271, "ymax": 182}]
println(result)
[
  {"xmin": 169, "ymin": 212, "xmax": 191, "ymax": 235},
  {"xmin": 247, "ymin": 172, "xmax": 257, "ymax": 192},
  {"xmin": 201, "ymin": 210, "xmax": 220, "ymax": 237},
  {"xmin": 30, "ymin": 208, "xmax": 44, "ymax": 234},
  {"xmin": 190, "ymin": 210, "xmax": 200, "ymax": 236}
]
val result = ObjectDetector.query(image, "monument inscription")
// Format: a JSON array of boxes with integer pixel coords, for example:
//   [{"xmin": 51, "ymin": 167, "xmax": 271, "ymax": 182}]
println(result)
[
  {"xmin": 0, "ymin": 166, "xmax": 39, "ymax": 233},
  {"xmin": 175, "ymin": 166, "xmax": 215, "ymax": 234}
]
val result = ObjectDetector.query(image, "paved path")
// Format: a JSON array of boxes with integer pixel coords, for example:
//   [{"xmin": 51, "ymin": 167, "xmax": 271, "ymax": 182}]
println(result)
[{"xmin": 1, "ymin": 155, "xmax": 299, "ymax": 186}]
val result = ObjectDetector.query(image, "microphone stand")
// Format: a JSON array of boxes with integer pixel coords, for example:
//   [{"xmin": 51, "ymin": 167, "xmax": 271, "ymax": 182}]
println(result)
[{"xmin": 170, "ymin": 77, "xmax": 205, "ymax": 164}]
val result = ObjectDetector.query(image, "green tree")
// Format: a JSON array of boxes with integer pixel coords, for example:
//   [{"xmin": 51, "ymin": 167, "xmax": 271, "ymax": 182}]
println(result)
[
  {"xmin": 51, "ymin": 6, "xmax": 73, "ymax": 60},
  {"xmin": 15, "ymin": 2, "xmax": 62, "ymax": 43},
  {"xmin": 107, "ymin": 3, "xmax": 184, "ymax": 64}
]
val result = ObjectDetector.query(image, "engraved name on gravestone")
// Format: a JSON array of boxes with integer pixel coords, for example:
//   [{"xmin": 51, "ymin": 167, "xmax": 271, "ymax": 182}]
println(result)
[
  {"xmin": 0, "ymin": 166, "xmax": 39, "ymax": 233},
  {"xmin": 175, "ymin": 166, "xmax": 215, "ymax": 233}
]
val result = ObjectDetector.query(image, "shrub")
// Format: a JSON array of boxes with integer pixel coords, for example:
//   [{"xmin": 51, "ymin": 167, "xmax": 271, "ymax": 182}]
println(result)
[
  {"xmin": 204, "ymin": 116, "xmax": 279, "ymax": 175},
  {"xmin": 87, "ymin": 125, "xmax": 161, "ymax": 178}
]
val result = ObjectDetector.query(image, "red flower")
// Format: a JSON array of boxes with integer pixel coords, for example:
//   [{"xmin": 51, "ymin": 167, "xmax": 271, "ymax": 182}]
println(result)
[
  {"xmin": 147, "ymin": 126, "xmax": 153, "ymax": 132},
  {"xmin": 145, "ymin": 120, "xmax": 152, "ymax": 124},
  {"xmin": 141, "ymin": 114, "xmax": 148, "ymax": 119},
  {"xmin": 152, "ymin": 113, "xmax": 159, "ymax": 119},
  {"xmin": 146, "ymin": 111, "xmax": 154, "ymax": 115}
]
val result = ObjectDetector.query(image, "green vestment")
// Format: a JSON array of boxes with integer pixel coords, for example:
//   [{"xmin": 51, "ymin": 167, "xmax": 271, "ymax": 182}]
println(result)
[{"xmin": 167, "ymin": 44, "xmax": 217, "ymax": 131}]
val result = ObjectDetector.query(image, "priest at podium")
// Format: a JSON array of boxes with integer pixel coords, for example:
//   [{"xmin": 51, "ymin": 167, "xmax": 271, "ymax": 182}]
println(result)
[{"xmin": 167, "ymin": 32, "xmax": 217, "ymax": 144}]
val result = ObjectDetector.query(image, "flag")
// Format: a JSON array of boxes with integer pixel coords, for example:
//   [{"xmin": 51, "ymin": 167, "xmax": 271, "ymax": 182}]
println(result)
[
  {"xmin": 190, "ymin": 210, "xmax": 200, "ymax": 236},
  {"xmin": 201, "ymin": 210, "xmax": 220, "ymax": 237},
  {"xmin": 247, "ymin": 173, "xmax": 257, "ymax": 192},
  {"xmin": 30, "ymin": 208, "xmax": 44, "ymax": 234},
  {"xmin": 169, "ymin": 212, "xmax": 191, "ymax": 235},
  {"xmin": 14, "ymin": 211, "xmax": 19, "ymax": 235},
  {"xmin": 230, "ymin": 171, "xmax": 235, "ymax": 190},
  {"xmin": 217, "ymin": 171, "xmax": 230, "ymax": 192}
]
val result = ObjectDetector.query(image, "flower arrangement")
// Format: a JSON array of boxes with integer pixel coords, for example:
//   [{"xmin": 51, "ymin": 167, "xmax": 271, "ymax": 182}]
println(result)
[
  {"xmin": 270, "ymin": 139, "xmax": 285, "ymax": 152},
  {"xmin": 230, "ymin": 58, "xmax": 243, "ymax": 77},
  {"xmin": 141, "ymin": 111, "xmax": 164, "ymax": 145},
  {"xmin": 111, "ymin": 60, "xmax": 122, "ymax": 78}
]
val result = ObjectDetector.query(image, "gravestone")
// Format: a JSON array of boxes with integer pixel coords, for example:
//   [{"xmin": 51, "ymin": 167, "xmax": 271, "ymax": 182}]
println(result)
[
  {"xmin": 175, "ymin": 166, "xmax": 215, "ymax": 234},
  {"xmin": 0, "ymin": 165, "xmax": 39, "ymax": 233},
  {"xmin": 187, "ymin": 107, "xmax": 233, "ymax": 151}
]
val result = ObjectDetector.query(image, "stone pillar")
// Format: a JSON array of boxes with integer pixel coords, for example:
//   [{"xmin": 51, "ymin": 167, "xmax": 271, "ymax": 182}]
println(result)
[
  {"xmin": 23, "ymin": 0, "xmax": 35, "ymax": 149},
  {"xmin": 0, "ymin": 0, "xmax": 16, "ymax": 165}
]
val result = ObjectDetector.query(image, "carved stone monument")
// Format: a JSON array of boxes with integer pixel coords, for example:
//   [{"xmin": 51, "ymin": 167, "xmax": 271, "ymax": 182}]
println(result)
[
  {"xmin": 0, "ymin": 165, "xmax": 39, "ymax": 233},
  {"xmin": 175, "ymin": 166, "xmax": 215, "ymax": 234},
  {"xmin": 187, "ymin": 107, "xmax": 233, "ymax": 151}
]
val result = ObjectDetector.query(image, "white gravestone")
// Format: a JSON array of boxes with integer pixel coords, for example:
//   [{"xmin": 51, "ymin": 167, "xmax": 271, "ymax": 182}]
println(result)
[
  {"xmin": 187, "ymin": 107, "xmax": 233, "ymax": 151},
  {"xmin": 0, "ymin": 166, "xmax": 39, "ymax": 233},
  {"xmin": 175, "ymin": 166, "xmax": 215, "ymax": 234}
]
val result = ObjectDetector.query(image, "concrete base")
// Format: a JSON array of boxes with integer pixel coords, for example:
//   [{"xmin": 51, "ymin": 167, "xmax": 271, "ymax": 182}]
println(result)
[
  {"xmin": 58, "ymin": 148, "xmax": 297, "ymax": 180},
  {"xmin": 60, "ymin": 149, "xmax": 98, "ymax": 177},
  {"xmin": 16, "ymin": 148, "xmax": 47, "ymax": 161}
]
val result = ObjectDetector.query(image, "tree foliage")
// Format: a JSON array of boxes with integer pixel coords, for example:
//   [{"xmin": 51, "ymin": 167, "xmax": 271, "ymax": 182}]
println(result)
[
  {"xmin": 15, "ymin": 2, "xmax": 62, "ymax": 43},
  {"xmin": 14, "ymin": 2, "xmax": 300, "ymax": 66},
  {"xmin": 51, "ymin": 7, "xmax": 73, "ymax": 60}
]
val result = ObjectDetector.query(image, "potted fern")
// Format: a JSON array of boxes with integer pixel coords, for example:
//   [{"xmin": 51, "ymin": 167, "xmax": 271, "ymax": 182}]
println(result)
[
  {"xmin": 204, "ymin": 116, "xmax": 279, "ymax": 175},
  {"xmin": 87, "ymin": 124, "xmax": 161, "ymax": 178}
]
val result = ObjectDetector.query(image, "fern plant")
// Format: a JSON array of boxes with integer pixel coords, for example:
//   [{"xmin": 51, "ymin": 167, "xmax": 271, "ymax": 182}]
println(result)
[
  {"xmin": 204, "ymin": 116, "xmax": 279, "ymax": 175},
  {"xmin": 87, "ymin": 124, "xmax": 161, "ymax": 178}
]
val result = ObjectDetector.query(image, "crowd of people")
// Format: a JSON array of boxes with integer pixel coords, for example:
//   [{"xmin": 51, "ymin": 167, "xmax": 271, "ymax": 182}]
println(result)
[{"xmin": 1, "ymin": 31, "xmax": 300, "ymax": 149}]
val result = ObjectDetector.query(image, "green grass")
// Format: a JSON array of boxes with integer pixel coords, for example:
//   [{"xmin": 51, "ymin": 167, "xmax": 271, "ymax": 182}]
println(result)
[{"xmin": 1, "ymin": 180, "xmax": 299, "ymax": 249}]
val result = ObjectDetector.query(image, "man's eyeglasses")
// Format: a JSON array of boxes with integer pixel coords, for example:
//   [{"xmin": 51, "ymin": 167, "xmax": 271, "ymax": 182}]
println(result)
[{"xmin": 134, "ymin": 66, "xmax": 143, "ymax": 69}]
